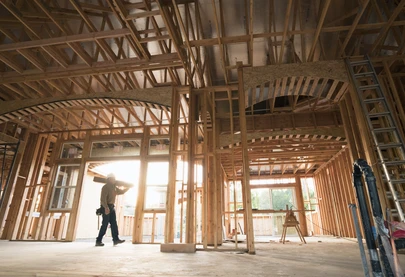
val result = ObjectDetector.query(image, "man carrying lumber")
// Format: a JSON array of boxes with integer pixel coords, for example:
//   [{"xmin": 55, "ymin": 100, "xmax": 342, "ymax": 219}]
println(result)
[{"xmin": 95, "ymin": 173, "xmax": 130, "ymax": 247}]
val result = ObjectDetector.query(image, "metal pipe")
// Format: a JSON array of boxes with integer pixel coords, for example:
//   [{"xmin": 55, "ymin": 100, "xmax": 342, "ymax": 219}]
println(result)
[
  {"xmin": 353, "ymin": 160, "xmax": 383, "ymax": 276},
  {"xmin": 355, "ymin": 159, "xmax": 396, "ymax": 277},
  {"xmin": 349, "ymin": 203, "xmax": 370, "ymax": 277}
]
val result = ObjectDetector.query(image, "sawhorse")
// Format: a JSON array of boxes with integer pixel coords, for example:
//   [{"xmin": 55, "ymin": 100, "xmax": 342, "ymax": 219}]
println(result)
[{"xmin": 280, "ymin": 209, "xmax": 306, "ymax": 244}]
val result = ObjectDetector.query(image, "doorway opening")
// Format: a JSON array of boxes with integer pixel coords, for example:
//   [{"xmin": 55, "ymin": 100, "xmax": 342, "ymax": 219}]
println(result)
[{"xmin": 75, "ymin": 161, "xmax": 140, "ymax": 241}]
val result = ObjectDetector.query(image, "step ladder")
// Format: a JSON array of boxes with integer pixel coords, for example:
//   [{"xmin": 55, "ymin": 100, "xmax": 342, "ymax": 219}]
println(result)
[{"xmin": 346, "ymin": 55, "xmax": 405, "ymax": 222}]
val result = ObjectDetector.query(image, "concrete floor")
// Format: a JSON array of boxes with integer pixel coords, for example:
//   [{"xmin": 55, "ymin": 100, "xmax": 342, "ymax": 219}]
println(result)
[{"xmin": 0, "ymin": 236, "xmax": 404, "ymax": 277}]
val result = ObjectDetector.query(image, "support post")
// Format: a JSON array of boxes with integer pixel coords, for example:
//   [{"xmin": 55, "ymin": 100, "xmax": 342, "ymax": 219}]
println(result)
[
  {"xmin": 295, "ymin": 176, "xmax": 308, "ymax": 236},
  {"xmin": 133, "ymin": 127, "xmax": 150, "ymax": 243},
  {"xmin": 164, "ymin": 86, "xmax": 179, "ymax": 243},
  {"xmin": 65, "ymin": 132, "xmax": 91, "ymax": 241},
  {"xmin": 237, "ymin": 62, "xmax": 255, "ymax": 254},
  {"xmin": 185, "ymin": 90, "xmax": 196, "ymax": 243}
]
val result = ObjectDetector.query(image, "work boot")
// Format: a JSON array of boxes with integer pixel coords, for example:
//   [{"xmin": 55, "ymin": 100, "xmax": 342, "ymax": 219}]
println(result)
[
  {"xmin": 113, "ymin": 239, "xmax": 125, "ymax": 246},
  {"xmin": 95, "ymin": 241, "xmax": 104, "ymax": 247}
]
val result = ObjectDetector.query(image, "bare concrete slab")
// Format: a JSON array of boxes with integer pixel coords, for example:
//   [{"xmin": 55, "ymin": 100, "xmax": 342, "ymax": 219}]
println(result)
[{"xmin": 0, "ymin": 236, "xmax": 404, "ymax": 277}]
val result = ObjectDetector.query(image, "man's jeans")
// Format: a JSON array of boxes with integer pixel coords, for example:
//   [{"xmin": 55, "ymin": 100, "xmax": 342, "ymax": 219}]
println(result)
[{"xmin": 96, "ymin": 204, "xmax": 119, "ymax": 242}]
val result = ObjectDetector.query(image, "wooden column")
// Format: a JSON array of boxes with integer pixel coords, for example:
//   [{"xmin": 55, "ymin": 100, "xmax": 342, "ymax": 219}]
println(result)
[
  {"xmin": 65, "ymin": 132, "xmax": 91, "ymax": 241},
  {"xmin": 185, "ymin": 90, "xmax": 197, "ymax": 243},
  {"xmin": 214, "ymin": 121, "xmax": 223, "ymax": 246},
  {"xmin": 133, "ymin": 127, "xmax": 150, "ymax": 243},
  {"xmin": 202, "ymin": 91, "xmax": 209, "ymax": 248},
  {"xmin": 0, "ymin": 133, "xmax": 29, "ymax": 239},
  {"xmin": 164, "ymin": 87, "xmax": 179, "ymax": 243},
  {"xmin": 205, "ymin": 89, "xmax": 223, "ymax": 247},
  {"xmin": 206, "ymin": 129, "xmax": 223, "ymax": 247},
  {"xmin": 237, "ymin": 62, "xmax": 255, "ymax": 254},
  {"xmin": 294, "ymin": 176, "xmax": 308, "ymax": 236},
  {"xmin": 207, "ymin": 136, "xmax": 215, "ymax": 246},
  {"xmin": 0, "ymin": 138, "xmax": 23, "ymax": 224}
]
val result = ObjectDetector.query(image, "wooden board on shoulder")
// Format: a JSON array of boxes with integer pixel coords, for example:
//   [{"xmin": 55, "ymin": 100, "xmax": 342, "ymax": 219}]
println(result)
[{"xmin": 93, "ymin": 176, "xmax": 134, "ymax": 187}]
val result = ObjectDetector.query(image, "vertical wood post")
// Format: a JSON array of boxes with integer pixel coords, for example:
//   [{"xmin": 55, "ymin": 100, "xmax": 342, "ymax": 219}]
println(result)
[
  {"xmin": 65, "ymin": 132, "xmax": 91, "ymax": 241},
  {"xmin": 214, "ymin": 121, "xmax": 223, "ymax": 246},
  {"xmin": 295, "ymin": 176, "xmax": 308, "ymax": 236},
  {"xmin": 164, "ymin": 86, "xmax": 179, "ymax": 243},
  {"xmin": 185, "ymin": 90, "xmax": 196, "ymax": 243},
  {"xmin": 0, "ymin": 137, "xmax": 28, "ymax": 238},
  {"xmin": 133, "ymin": 127, "xmax": 150, "ymax": 243},
  {"xmin": 202, "ymin": 91, "xmax": 209, "ymax": 248},
  {"xmin": 237, "ymin": 62, "xmax": 255, "ymax": 254}
]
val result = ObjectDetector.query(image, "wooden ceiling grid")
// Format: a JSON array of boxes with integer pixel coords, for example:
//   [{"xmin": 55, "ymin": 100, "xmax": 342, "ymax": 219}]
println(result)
[
  {"xmin": 220, "ymin": 135, "xmax": 347, "ymax": 178},
  {"xmin": 0, "ymin": 0, "xmax": 404, "ymax": 176}
]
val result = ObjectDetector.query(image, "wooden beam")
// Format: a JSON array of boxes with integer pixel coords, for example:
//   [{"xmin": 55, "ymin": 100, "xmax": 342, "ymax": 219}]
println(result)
[
  {"xmin": 337, "ymin": 0, "xmax": 370, "ymax": 57},
  {"xmin": 0, "ymin": 53, "xmax": 24, "ymax": 73},
  {"xmin": 156, "ymin": 0, "xmax": 194, "ymax": 86},
  {"xmin": 186, "ymin": 20, "xmax": 405, "ymax": 49},
  {"xmin": 307, "ymin": 0, "xmax": 331, "ymax": 61},
  {"xmin": 369, "ymin": 0, "xmax": 405, "ymax": 54},
  {"xmin": 210, "ymin": 0, "xmax": 229, "ymax": 84},
  {"xmin": 16, "ymin": 49, "xmax": 46, "ymax": 72},
  {"xmin": 69, "ymin": 0, "xmax": 117, "ymax": 61},
  {"xmin": 126, "ymin": 10, "xmax": 161, "ymax": 20},
  {"xmin": 171, "ymin": 0, "xmax": 204, "ymax": 87},
  {"xmin": 279, "ymin": 0, "xmax": 293, "ymax": 64},
  {"xmin": 111, "ymin": 0, "xmax": 151, "ymax": 60},
  {"xmin": 0, "ymin": 53, "xmax": 181, "ymax": 84}
]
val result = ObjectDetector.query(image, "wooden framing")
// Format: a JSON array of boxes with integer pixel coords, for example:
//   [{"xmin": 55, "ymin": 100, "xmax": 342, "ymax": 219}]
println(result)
[
  {"xmin": 0, "ymin": 1, "xmax": 405, "ymax": 257},
  {"xmin": 164, "ymin": 87, "xmax": 179, "ymax": 243},
  {"xmin": 314, "ymin": 148, "xmax": 357, "ymax": 238},
  {"xmin": 237, "ymin": 62, "xmax": 255, "ymax": 254}
]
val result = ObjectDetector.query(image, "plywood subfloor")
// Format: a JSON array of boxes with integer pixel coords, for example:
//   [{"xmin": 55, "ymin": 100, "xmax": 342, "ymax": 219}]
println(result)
[{"xmin": 0, "ymin": 236, "xmax": 403, "ymax": 276}]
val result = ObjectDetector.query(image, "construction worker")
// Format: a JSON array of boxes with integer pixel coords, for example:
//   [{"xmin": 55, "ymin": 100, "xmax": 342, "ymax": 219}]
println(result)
[{"xmin": 95, "ymin": 173, "xmax": 130, "ymax": 246}]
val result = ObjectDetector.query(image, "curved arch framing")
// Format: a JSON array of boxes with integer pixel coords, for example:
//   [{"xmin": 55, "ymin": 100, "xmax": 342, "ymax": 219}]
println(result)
[
  {"xmin": 0, "ymin": 87, "xmax": 172, "ymax": 126},
  {"xmin": 242, "ymin": 60, "xmax": 349, "ymax": 108}
]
